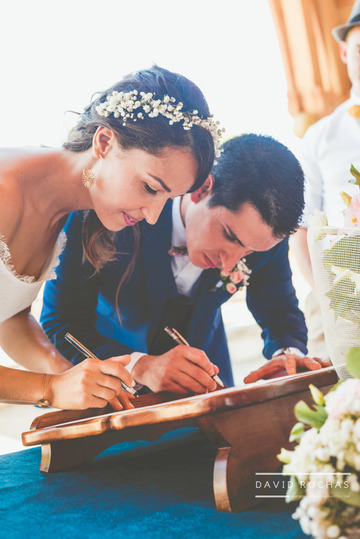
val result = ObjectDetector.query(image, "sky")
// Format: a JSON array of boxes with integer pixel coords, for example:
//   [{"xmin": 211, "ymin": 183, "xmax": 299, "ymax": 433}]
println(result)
[{"xmin": 0, "ymin": 0, "xmax": 300, "ymax": 153}]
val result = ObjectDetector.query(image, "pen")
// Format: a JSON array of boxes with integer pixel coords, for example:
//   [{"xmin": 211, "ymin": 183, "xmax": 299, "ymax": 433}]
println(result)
[
  {"xmin": 164, "ymin": 326, "xmax": 225, "ymax": 388},
  {"xmin": 65, "ymin": 332, "xmax": 139, "ymax": 397}
]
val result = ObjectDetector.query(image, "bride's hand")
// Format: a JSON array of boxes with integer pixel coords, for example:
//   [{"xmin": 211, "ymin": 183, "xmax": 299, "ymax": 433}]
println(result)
[{"xmin": 46, "ymin": 355, "xmax": 136, "ymax": 410}]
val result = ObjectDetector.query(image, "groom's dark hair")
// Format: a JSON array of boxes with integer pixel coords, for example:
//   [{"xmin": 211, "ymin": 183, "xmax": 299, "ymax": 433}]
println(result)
[{"xmin": 208, "ymin": 134, "xmax": 305, "ymax": 238}]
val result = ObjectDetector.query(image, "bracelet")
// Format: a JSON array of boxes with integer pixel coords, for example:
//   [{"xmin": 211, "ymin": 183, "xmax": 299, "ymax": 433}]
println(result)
[{"xmin": 36, "ymin": 374, "xmax": 51, "ymax": 408}]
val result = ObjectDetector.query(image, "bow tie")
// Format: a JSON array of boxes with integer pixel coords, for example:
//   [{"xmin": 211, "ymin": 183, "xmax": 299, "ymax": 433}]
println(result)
[
  {"xmin": 168, "ymin": 245, "xmax": 188, "ymax": 257},
  {"xmin": 348, "ymin": 104, "xmax": 360, "ymax": 118}
]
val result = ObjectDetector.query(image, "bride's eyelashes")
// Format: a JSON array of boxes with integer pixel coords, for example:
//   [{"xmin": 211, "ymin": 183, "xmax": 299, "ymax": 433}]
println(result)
[{"xmin": 144, "ymin": 183, "xmax": 159, "ymax": 195}]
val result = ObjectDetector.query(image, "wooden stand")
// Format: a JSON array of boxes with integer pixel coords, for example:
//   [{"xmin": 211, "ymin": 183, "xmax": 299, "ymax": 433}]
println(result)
[{"xmin": 22, "ymin": 368, "xmax": 338, "ymax": 512}]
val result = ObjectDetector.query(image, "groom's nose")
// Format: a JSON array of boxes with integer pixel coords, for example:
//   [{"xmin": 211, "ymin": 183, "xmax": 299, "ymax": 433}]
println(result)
[{"xmin": 220, "ymin": 246, "xmax": 251, "ymax": 271}]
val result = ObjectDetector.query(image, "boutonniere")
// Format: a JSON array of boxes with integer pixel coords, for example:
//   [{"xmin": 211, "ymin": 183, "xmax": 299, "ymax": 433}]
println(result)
[{"xmin": 210, "ymin": 258, "xmax": 251, "ymax": 294}]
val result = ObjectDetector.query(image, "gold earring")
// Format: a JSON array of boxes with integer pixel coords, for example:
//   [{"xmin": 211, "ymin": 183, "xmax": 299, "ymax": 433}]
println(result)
[
  {"xmin": 82, "ymin": 156, "xmax": 102, "ymax": 188},
  {"xmin": 82, "ymin": 169, "xmax": 97, "ymax": 188}
]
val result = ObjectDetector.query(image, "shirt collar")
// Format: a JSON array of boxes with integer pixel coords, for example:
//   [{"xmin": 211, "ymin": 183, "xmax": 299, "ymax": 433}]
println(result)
[{"xmin": 171, "ymin": 196, "xmax": 187, "ymax": 247}]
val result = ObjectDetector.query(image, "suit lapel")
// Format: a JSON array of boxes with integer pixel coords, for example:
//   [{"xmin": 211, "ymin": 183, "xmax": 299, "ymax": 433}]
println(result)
[{"xmin": 194, "ymin": 268, "xmax": 232, "ymax": 309}]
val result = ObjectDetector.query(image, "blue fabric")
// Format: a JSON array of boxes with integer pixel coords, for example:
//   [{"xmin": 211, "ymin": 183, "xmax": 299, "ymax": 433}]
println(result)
[
  {"xmin": 41, "ymin": 203, "xmax": 307, "ymax": 387},
  {"xmin": 0, "ymin": 428, "xmax": 306, "ymax": 538}
]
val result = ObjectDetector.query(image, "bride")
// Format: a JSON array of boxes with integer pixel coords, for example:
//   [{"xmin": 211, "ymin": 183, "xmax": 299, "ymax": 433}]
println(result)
[{"xmin": 0, "ymin": 65, "xmax": 220, "ymax": 411}]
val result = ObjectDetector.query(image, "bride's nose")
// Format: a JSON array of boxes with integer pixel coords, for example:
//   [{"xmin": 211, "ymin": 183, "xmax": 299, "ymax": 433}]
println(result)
[{"xmin": 142, "ymin": 199, "xmax": 165, "ymax": 225}]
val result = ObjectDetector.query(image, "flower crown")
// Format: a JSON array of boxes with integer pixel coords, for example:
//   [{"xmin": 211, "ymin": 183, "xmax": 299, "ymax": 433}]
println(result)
[{"xmin": 95, "ymin": 90, "xmax": 224, "ymax": 157}]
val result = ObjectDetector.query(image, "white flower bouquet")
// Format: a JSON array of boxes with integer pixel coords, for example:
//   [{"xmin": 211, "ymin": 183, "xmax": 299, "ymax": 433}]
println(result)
[{"xmin": 279, "ymin": 350, "xmax": 360, "ymax": 538}]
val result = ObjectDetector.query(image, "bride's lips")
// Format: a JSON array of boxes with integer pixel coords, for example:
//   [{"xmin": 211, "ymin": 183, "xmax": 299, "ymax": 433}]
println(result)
[
  {"xmin": 123, "ymin": 212, "xmax": 141, "ymax": 226},
  {"xmin": 203, "ymin": 254, "xmax": 218, "ymax": 268}
]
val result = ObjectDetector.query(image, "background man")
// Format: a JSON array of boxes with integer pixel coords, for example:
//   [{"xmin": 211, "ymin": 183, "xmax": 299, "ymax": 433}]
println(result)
[
  {"xmin": 41, "ymin": 134, "xmax": 328, "ymax": 394},
  {"xmin": 292, "ymin": 0, "xmax": 360, "ymax": 359}
]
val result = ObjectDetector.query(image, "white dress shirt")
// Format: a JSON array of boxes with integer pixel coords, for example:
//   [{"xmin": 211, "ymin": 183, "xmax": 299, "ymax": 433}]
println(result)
[
  {"xmin": 301, "ymin": 89, "xmax": 360, "ymax": 227},
  {"xmin": 169, "ymin": 196, "xmax": 203, "ymax": 297}
]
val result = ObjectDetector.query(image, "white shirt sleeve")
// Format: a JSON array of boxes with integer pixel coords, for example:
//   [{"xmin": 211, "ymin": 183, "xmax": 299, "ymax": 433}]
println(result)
[
  {"xmin": 272, "ymin": 347, "xmax": 305, "ymax": 358},
  {"xmin": 127, "ymin": 351, "xmax": 147, "ymax": 391},
  {"xmin": 300, "ymin": 125, "xmax": 324, "ymax": 227},
  {"xmin": 128, "ymin": 351, "xmax": 146, "ymax": 373}
]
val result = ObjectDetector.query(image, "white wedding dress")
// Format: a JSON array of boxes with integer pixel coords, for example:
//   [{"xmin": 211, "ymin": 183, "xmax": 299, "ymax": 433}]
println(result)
[{"xmin": 0, "ymin": 232, "xmax": 66, "ymax": 323}]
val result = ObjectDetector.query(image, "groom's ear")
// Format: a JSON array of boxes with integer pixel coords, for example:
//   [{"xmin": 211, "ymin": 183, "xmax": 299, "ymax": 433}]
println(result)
[{"xmin": 190, "ymin": 175, "xmax": 214, "ymax": 203}]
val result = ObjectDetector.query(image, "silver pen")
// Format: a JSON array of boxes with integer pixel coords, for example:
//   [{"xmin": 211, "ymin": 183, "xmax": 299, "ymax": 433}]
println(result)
[
  {"xmin": 164, "ymin": 326, "xmax": 225, "ymax": 388},
  {"xmin": 65, "ymin": 332, "xmax": 139, "ymax": 397}
]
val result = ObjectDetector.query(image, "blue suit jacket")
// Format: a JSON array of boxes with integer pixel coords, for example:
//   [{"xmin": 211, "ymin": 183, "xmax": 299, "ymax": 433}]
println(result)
[{"xmin": 41, "ymin": 202, "xmax": 307, "ymax": 387}]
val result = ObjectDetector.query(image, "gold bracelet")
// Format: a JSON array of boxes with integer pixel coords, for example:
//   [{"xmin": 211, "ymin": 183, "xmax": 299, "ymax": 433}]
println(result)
[{"xmin": 36, "ymin": 374, "xmax": 51, "ymax": 408}]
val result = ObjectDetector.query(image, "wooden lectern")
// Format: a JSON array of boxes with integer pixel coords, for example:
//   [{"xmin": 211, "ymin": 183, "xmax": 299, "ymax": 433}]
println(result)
[{"xmin": 22, "ymin": 367, "xmax": 338, "ymax": 512}]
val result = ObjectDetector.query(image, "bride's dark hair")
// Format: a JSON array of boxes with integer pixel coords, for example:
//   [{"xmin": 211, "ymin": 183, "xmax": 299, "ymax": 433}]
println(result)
[
  {"xmin": 64, "ymin": 65, "xmax": 215, "ymax": 272},
  {"xmin": 64, "ymin": 65, "xmax": 215, "ymax": 319}
]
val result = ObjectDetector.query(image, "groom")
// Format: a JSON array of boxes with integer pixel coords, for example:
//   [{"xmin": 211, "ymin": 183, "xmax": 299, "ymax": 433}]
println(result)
[{"xmin": 41, "ymin": 134, "xmax": 329, "ymax": 394}]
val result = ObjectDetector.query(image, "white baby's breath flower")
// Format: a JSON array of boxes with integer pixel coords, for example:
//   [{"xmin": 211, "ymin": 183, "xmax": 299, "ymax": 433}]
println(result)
[
  {"xmin": 326, "ymin": 525, "xmax": 341, "ymax": 538},
  {"xmin": 353, "ymin": 418, "xmax": 360, "ymax": 439},
  {"xmin": 315, "ymin": 447, "xmax": 330, "ymax": 462},
  {"xmin": 299, "ymin": 516, "xmax": 311, "ymax": 535},
  {"xmin": 326, "ymin": 379, "xmax": 360, "ymax": 418},
  {"xmin": 94, "ymin": 89, "xmax": 224, "ymax": 157},
  {"xmin": 348, "ymin": 473, "xmax": 360, "ymax": 492}
]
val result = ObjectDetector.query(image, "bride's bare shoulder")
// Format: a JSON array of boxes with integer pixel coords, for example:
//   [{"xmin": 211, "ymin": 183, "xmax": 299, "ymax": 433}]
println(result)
[{"xmin": 0, "ymin": 160, "xmax": 24, "ymax": 240}]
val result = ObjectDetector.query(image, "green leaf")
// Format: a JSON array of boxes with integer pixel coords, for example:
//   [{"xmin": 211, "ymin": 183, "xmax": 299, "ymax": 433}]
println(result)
[
  {"xmin": 340, "ymin": 191, "xmax": 352, "ymax": 206},
  {"xmin": 289, "ymin": 422, "xmax": 305, "ymax": 442},
  {"xmin": 323, "ymin": 237, "xmax": 360, "ymax": 274},
  {"xmin": 331, "ymin": 483, "xmax": 360, "ymax": 507},
  {"xmin": 326, "ymin": 291, "xmax": 355, "ymax": 322},
  {"xmin": 277, "ymin": 447, "xmax": 293, "ymax": 464},
  {"xmin": 309, "ymin": 384, "xmax": 325, "ymax": 406},
  {"xmin": 325, "ymin": 279, "xmax": 360, "ymax": 325},
  {"xmin": 328, "ymin": 380, "xmax": 344, "ymax": 393},
  {"xmin": 285, "ymin": 476, "xmax": 305, "ymax": 503},
  {"xmin": 346, "ymin": 347, "xmax": 360, "ymax": 378},
  {"xmin": 294, "ymin": 400, "xmax": 328, "ymax": 429},
  {"xmin": 350, "ymin": 163, "xmax": 360, "ymax": 187}
]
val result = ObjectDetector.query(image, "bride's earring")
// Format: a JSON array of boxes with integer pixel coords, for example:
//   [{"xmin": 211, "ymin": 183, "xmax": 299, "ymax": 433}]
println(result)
[
  {"xmin": 82, "ymin": 157, "xmax": 102, "ymax": 188},
  {"xmin": 82, "ymin": 169, "xmax": 97, "ymax": 188}
]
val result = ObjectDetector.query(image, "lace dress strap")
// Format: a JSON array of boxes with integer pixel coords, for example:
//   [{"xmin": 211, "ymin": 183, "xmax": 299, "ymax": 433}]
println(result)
[
  {"xmin": 0, "ymin": 235, "xmax": 36, "ymax": 283},
  {"xmin": 0, "ymin": 231, "xmax": 67, "ymax": 322}
]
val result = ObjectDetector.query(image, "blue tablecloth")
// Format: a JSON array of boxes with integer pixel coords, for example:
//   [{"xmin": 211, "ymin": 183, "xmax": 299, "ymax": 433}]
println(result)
[{"xmin": 0, "ymin": 428, "xmax": 306, "ymax": 538}]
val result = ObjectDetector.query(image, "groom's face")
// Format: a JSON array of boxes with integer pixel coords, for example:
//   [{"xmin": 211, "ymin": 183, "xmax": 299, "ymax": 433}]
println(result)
[{"xmin": 185, "ymin": 200, "xmax": 281, "ymax": 271}]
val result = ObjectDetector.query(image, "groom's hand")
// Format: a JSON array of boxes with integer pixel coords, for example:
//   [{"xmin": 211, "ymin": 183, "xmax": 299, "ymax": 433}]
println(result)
[
  {"xmin": 131, "ymin": 345, "xmax": 219, "ymax": 394},
  {"xmin": 243, "ymin": 353, "xmax": 331, "ymax": 384}
]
